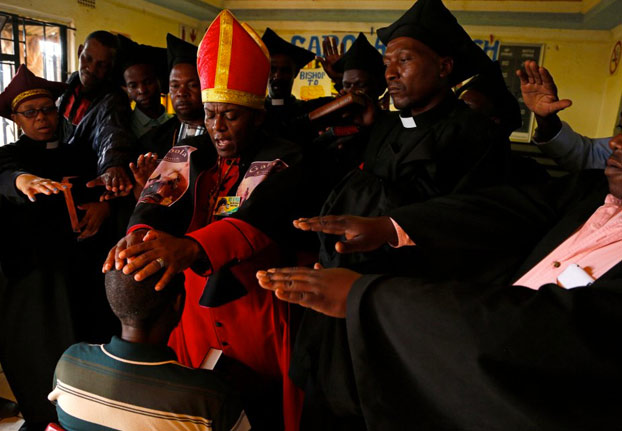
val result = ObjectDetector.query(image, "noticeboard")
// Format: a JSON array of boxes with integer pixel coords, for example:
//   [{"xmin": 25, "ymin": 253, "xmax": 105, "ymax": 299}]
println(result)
[{"xmin": 498, "ymin": 43, "xmax": 544, "ymax": 142}]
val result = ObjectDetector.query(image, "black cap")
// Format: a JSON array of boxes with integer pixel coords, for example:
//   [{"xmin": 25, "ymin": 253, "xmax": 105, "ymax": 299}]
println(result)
[
  {"xmin": 377, "ymin": 0, "xmax": 490, "ymax": 86},
  {"xmin": 456, "ymin": 60, "xmax": 522, "ymax": 133},
  {"xmin": 117, "ymin": 34, "xmax": 168, "ymax": 89},
  {"xmin": 166, "ymin": 33, "xmax": 198, "ymax": 72},
  {"xmin": 262, "ymin": 28, "xmax": 315, "ymax": 70},
  {"xmin": 334, "ymin": 33, "xmax": 386, "ymax": 92}
]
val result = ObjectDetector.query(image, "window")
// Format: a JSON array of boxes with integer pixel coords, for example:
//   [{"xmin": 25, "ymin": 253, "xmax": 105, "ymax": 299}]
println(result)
[{"xmin": 0, "ymin": 13, "xmax": 70, "ymax": 145}]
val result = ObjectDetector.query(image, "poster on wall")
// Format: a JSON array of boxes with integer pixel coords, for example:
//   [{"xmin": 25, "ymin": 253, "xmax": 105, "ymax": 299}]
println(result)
[{"xmin": 286, "ymin": 31, "xmax": 384, "ymax": 100}]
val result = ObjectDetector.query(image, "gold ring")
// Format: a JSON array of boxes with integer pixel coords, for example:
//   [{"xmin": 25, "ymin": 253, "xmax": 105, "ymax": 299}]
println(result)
[{"xmin": 155, "ymin": 257, "xmax": 166, "ymax": 268}]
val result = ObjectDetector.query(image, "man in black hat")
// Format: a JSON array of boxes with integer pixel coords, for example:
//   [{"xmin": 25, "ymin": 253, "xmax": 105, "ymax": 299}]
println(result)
[
  {"xmin": 117, "ymin": 35, "xmax": 171, "ymax": 139},
  {"xmin": 261, "ymin": 28, "xmax": 329, "ymax": 146},
  {"xmin": 321, "ymin": 32, "xmax": 386, "ymax": 102},
  {"xmin": 58, "ymin": 30, "xmax": 136, "ymax": 200},
  {"xmin": 311, "ymin": 32, "xmax": 388, "ymax": 183},
  {"xmin": 283, "ymin": 0, "xmax": 512, "ymax": 428},
  {"xmin": 131, "ymin": 34, "xmax": 205, "ymax": 195}
]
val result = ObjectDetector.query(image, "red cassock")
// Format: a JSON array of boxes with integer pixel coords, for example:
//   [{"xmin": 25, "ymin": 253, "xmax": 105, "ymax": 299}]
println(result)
[{"xmin": 162, "ymin": 160, "xmax": 303, "ymax": 431}]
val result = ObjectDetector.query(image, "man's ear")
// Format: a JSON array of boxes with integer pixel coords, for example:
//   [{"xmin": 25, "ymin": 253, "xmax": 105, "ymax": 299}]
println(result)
[
  {"xmin": 439, "ymin": 56, "xmax": 454, "ymax": 79},
  {"xmin": 78, "ymin": 44, "xmax": 84, "ymax": 58}
]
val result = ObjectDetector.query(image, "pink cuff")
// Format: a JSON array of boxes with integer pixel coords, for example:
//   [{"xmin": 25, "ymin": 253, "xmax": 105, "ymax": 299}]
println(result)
[{"xmin": 389, "ymin": 218, "xmax": 415, "ymax": 248}]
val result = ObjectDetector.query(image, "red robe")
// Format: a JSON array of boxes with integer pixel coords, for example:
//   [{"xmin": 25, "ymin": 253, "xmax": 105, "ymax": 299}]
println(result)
[{"xmin": 132, "ymin": 157, "xmax": 303, "ymax": 430}]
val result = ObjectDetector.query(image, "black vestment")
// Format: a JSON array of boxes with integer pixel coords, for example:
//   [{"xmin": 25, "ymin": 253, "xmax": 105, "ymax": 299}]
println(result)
[
  {"xmin": 346, "ymin": 171, "xmax": 621, "ymax": 430},
  {"xmin": 137, "ymin": 116, "xmax": 181, "ymax": 157},
  {"xmin": 294, "ymin": 93, "xmax": 513, "ymax": 430},
  {"xmin": 0, "ymin": 135, "xmax": 95, "ymax": 425},
  {"xmin": 58, "ymin": 72, "xmax": 136, "ymax": 174}
]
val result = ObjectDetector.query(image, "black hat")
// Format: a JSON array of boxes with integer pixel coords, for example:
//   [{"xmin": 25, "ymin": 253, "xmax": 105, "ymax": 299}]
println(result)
[
  {"xmin": 334, "ymin": 33, "xmax": 386, "ymax": 92},
  {"xmin": 456, "ymin": 60, "xmax": 522, "ymax": 133},
  {"xmin": 0, "ymin": 64, "xmax": 67, "ymax": 119},
  {"xmin": 116, "ymin": 34, "xmax": 168, "ymax": 89},
  {"xmin": 166, "ymin": 33, "xmax": 198, "ymax": 71},
  {"xmin": 377, "ymin": 0, "xmax": 490, "ymax": 86},
  {"xmin": 262, "ymin": 28, "xmax": 315, "ymax": 70}
]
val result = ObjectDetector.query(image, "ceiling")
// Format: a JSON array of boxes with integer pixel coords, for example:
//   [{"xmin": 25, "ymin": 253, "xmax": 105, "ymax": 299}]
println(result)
[{"xmin": 144, "ymin": 0, "xmax": 622, "ymax": 30}]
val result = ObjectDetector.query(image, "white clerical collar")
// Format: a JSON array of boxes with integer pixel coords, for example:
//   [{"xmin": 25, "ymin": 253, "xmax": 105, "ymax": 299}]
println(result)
[
  {"xmin": 46, "ymin": 140, "xmax": 59, "ymax": 149},
  {"xmin": 399, "ymin": 114, "xmax": 417, "ymax": 129},
  {"xmin": 271, "ymin": 99, "xmax": 285, "ymax": 106}
]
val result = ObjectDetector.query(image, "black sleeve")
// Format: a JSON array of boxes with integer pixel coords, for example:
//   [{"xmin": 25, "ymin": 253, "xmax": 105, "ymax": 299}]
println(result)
[
  {"xmin": 388, "ymin": 170, "xmax": 605, "ymax": 254},
  {"xmin": 91, "ymin": 91, "xmax": 136, "ymax": 174},
  {"xmin": 0, "ymin": 145, "xmax": 29, "ymax": 202},
  {"xmin": 346, "ymin": 273, "xmax": 622, "ymax": 430}
]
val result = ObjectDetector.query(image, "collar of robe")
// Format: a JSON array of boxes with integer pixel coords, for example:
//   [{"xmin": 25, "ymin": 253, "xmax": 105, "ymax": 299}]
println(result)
[
  {"xmin": 398, "ymin": 92, "xmax": 458, "ymax": 130},
  {"xmin": 271, "ymin": 98, "xmax": 285, "ymax": 106},
  {"xmin": 18, "ymin": 134, "xmax": 59, "ymax": 150},
  {"xmin": 399, "ymin": 113, "xmax": 417, "ymax": 128}
]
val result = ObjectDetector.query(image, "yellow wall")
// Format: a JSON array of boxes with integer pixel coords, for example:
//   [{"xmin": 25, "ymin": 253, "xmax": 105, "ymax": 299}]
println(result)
[
  {"xmin": 469, "ymin": 25, "xmax": 621, "ymax": 138},
  {"xmin": 0, "ymin": 0, "xmax": 203, "ymax": 70},
  {"xmin": 5, "ymin": 0, "xmax": 621, "ymax": 138}
]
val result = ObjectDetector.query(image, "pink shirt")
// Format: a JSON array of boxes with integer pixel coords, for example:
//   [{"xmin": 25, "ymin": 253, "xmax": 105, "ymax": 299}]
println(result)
[{"xmin": 514, "ymin": 194, "xmax": 622, "ymax": 290}]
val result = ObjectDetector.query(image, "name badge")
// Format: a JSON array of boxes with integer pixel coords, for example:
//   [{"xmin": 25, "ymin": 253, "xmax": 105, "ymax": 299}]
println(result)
[
  {"xmin": 213, "ymin": 196, "xmax": 241, "ymax": 216},
  {"xmin": 557, "ymin": 263, "xmax": 595, "ymax": 289}
]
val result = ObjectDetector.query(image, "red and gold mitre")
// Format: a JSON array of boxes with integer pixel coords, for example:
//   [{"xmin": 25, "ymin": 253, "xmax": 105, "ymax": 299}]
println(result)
[
  {"xmin": 0, "ymin": 64, "xmax": 67, "ymax": 119},
  {"xmin": 198, "ymin": 10, "xmax": 270, "ymax": 110}
]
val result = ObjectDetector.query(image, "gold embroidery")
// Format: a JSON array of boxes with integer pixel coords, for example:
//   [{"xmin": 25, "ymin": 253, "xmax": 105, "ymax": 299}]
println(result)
[
  {"xmin": 11, "ymin": 89, "xmax": 52, "ymax": 111},
  {"xmin": 202, "ymin": 88, "xmax": 265, "ymax": 110},
  {"xmin": 215, "ymin": 10, "xmax": 233, "ymax": 91}
]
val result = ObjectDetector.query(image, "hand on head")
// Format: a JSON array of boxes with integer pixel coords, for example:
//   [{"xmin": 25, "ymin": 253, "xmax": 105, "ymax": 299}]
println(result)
[{"xmin": 103, "ymin": 229, "xmax": 202, "ymax": 291}]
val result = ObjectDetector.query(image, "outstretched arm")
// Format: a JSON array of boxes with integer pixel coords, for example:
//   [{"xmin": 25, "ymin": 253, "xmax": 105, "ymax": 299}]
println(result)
[{"xmin": 257, "ymin": 264, "xmax": 362, "ymax": 318}]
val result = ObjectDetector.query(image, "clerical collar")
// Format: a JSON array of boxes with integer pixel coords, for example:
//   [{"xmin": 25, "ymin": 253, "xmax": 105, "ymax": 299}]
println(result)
[
  {"xmin": 398, "ymin": 92, "xmax": 458, "ymax": 130},
  {"xmin": 399, "ymin": 113, "xmax": 417, "ymax": 129},
  {"xmin": 178, "ymin": 122, "xmax": 206, "ymax": 141},
  {"xmin": 271, "ymin": 98, "xmax": 285, "ymax": 106},
  {"xmin": 46, "ymin": 140, "xmax": 59, "ymax": 149}
]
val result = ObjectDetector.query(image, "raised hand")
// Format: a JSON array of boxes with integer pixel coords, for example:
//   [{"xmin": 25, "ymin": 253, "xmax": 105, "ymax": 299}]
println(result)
[
  {"xmin": 318, "ymin": 36, "xmax": 345, "ymax": 83},
  {"xmin": 517, "ymin": 60, "xmax": 572, "ymax": 118},
  {"xmin": 130, "ymin": 152, "xmax": 159, "ymax": 199}
]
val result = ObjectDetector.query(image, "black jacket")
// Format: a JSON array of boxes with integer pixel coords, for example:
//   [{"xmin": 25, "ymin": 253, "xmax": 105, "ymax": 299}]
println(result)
[
  {"xmin": 347, "ymin": 172, "xmax": 621, "ymax": 431},
  {"xmin": 58, "ymin": 72, "xmax": 135, "ymax": 174}
]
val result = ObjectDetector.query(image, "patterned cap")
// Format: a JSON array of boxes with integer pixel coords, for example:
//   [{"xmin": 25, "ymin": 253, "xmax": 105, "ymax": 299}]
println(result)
[{"xmin": 0, "ymin": 64, "xmax": 67, "ymax": 119}]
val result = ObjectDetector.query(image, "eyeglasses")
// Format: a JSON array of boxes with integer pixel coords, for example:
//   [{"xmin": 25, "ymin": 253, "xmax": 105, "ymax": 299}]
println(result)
[{"xmin": 14, "ymin": 105, "xmax": 58, "ymax": 118}]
